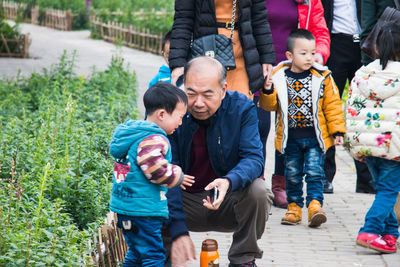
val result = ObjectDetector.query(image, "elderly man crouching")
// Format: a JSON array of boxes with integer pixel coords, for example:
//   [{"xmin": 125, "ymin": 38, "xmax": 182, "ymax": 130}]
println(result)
[{"xmin": 165, "ymin": 57, "xmax": 273, "ymax": 267}]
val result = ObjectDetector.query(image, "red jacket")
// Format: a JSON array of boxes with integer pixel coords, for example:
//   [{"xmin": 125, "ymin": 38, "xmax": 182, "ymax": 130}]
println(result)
[{"xmin": 297, "ymin": 0, "xmax": 330, "ymax": 63}]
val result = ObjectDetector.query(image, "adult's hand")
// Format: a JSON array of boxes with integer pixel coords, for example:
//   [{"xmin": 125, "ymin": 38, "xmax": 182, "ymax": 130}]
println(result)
[
  {"xmin": 171, "ymin": 67, "xmax": 184, "ymax": 86},
  {"xmin": 262, "ymin": 64, "xmax": 273, "ymax": 91},
  {"xmin": 262, "ymin": 63, "xmax": 273, "ymax": 79},
  {"xmin": 314, "ymin": 53, "xmax": 324, "ymax": 65},
  {"xmin": 171, "ymin": 235, "xmax": 196, "ymax": 266},
  {"xmin": 203, "ymin": 178, "xmax": 230, "ymax": 210}
]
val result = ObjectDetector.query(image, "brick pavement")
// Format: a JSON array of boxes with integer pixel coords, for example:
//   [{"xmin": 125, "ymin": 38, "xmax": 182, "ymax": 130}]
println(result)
[{"xmin": 188, "ymin": 141, "xmax": 400, "ymax": 267}]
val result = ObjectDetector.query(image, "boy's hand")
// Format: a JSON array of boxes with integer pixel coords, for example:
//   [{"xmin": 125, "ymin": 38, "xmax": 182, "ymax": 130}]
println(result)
[
  {"xmin": 264, "ymin": 75, "xmax": 273, "ymax": 90},
  {"xmin": 335, "ymin": 136, "xmax": 344, "ymax": 146},
  {"xmin": 180, "ymin": 174, "xmax": 195, "ymax": 190}
]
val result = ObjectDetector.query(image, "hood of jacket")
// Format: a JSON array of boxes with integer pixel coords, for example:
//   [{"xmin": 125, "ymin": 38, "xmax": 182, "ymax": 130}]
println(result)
[
  {"xmin": 109, "ymin": 119, "xmax": 166, "ymax": 159},
  {"xmin": 158, "ymin": 64, "xmax": 171, "ymax": 79},
  {"xmin": 353, "ymin": 59, "xmax": 400, "ymax": 101}
]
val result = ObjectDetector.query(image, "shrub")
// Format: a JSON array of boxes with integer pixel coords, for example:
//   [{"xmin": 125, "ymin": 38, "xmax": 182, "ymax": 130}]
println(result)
[
  {"xmin": 0, "ymin": 51, "xmax": 138, "ymax": 265},
  {"xmin": 91, "ymin": 0, "xmax": 174, "ymax": 34}
]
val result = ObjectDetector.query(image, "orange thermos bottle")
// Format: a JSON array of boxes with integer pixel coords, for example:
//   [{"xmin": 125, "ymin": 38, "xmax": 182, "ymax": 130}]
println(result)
[{"xmin": 200, "ymin": 239, "xmax": 219, "ymax": 267}]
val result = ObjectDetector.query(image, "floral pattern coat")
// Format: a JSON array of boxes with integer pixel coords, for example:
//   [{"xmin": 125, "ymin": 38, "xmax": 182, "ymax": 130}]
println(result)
[{"xmin": 345, "ymin": 59, "xmax": 400, "ymax": 162}]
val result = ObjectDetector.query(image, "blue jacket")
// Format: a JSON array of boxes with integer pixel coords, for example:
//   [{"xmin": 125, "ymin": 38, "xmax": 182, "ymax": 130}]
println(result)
[
  {"xmin": 166, "ymin": 91, "xmax": 264, "ymax": 239},
  {"xmin": 109, "ymin": 120, "xmax": 171, "ymax": 218},
  {"xmin": 149, "ymin": 64, "xmax": 171, "ymax": 88}
]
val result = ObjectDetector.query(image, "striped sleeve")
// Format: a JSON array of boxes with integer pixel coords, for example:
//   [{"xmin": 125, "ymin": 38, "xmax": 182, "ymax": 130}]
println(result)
[{"xmin": 137, "ymin": 135, "xmax": 184, "ymax": 188}]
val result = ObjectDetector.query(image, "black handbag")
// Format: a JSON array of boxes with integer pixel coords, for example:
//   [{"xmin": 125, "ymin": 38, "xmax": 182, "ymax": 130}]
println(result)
[
  {"xmin": 191, "ymin": 0, "xmax": 237, "ymax": 70},
  {"xmin": 361, "ymin": 0, "xmax": 400, "ymax": 59}
]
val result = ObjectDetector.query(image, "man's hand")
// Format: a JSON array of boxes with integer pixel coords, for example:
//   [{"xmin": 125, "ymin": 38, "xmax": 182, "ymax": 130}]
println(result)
[
  {"xmin": 203, "ymin": 178, "xmax": 230, "ymax": 210},
  {"xmin": 180, "ymin": 174, "xmax": 195, "ymax": 190},
  {"xmin": 171, "ymin": 235, "xmax": 196, "ymax": 266},
  {"xmin": 314, "ymin": 53, "xmax": 324, "ymax": 65},
  {"xmin": 171, "ymin": 67, "xmax": 184, "ymax": 86},
  {"xmin": 335, "ymin": 136, "xmax": 344, "ymax": 146}
]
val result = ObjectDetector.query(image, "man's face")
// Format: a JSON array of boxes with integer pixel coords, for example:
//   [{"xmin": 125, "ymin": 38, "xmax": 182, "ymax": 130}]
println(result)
[
  {"xmin": 184, "ymin": 69, "xmax": 227, "ymax": 120},
  {"xmin": 286, "ymin": 38, "xmax": 315, "ymax": 73}
]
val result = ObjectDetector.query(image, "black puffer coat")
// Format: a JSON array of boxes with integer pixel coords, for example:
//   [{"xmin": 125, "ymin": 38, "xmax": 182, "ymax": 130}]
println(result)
[{"xmin": 169, "ymin": 0, "xmax": 275, "ymax": 93}]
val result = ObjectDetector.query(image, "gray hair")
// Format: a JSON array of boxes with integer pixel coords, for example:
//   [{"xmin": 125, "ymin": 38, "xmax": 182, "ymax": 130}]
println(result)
[{"xmin": 183, "ymin": 56, "xmax": 227, "ymax": 89}]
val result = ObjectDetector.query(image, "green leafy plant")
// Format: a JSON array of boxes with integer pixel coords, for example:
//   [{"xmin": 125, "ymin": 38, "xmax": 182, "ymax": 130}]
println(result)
[{"xmin": 0, "ymin": 51, "xmax": 137, "ymax": 265}]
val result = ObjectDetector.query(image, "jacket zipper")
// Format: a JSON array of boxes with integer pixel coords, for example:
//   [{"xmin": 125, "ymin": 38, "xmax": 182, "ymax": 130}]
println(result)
[
  {"xmin": 217, "ymin": 136, "xmax": 225, "ymax": 167},
  {"xmin": 313, "ymin": 76, "xmax": 326, "ymax": 152}
]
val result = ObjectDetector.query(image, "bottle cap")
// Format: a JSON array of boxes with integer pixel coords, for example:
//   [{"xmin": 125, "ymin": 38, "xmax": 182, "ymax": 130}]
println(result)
[{"xmin": 201, "ymin": 239, "xmax": 218, "ymax": 251}]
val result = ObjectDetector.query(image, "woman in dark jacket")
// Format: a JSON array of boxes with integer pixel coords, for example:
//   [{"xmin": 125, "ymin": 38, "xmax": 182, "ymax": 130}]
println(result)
[{"xmin": 169, "ymin": 0, "xmax": 276, "ymax": 98}]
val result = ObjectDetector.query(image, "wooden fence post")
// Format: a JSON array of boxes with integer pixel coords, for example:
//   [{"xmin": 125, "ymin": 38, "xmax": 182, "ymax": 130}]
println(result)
[
  {"xmin": 31, "ymin": 6, "xmax": 39, "ymax": 25},
  {"xmin": 66, "ymin": 10, "xmax": 72, "ymax": 31}
]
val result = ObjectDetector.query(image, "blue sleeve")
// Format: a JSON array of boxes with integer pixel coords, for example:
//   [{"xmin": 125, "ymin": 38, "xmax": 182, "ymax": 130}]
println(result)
[
  {"xmin": 224, "ymin": 102, "xmax": 265, "ymax": 191},
  {"xmin": 148, "ymin": 73, "xmax": 160, "ymax": 88},
  {"xmin": 166, "ymin": 132, "xmax": 189, "ymax": 240}
]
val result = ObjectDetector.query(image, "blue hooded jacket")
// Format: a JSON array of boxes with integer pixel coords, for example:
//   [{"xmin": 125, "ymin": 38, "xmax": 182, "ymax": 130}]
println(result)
[
  {"xmin": 109, "ymin": 119, "xmax": 171, "ymax": 218},
  {"xmin": 149, "ymin": 64, "xmax": 172, "ymax": 88},
  {"xmin": 166, "ymin": 91, "xmax": 264, "ymax": 239}
]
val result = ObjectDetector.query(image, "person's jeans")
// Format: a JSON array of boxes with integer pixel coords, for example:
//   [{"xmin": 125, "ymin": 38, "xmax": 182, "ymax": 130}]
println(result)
[
  {"xmin": 359, "ymin": 157, "xmax": 400, "ymax": 238},
  {"xmin": 284, "ymin": 138, "xmax": 325, "ymax": 208},
  {"xmin": 117, "ymin": 214, "xmax": 166, "ymax": 267}
]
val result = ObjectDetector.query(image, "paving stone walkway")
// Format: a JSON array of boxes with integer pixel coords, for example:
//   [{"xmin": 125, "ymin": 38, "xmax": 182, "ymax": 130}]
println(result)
[{"xmin": 1, "ymin": 23, "xmax": 399, "ymax": 267}]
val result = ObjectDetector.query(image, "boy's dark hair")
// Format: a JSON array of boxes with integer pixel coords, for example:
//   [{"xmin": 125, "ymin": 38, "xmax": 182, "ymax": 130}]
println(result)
[
  {"xmin": 144, "ymin": 82, "xmax": 187, "ymax": 115},
  {"xmin": 162, "ymin": 30, "xmax": 172, "ymax": 52},
  {"xmin": 287, "ymin": 29, "xmax": 315, "ymax": 52},
  {"xmin": 376, "ymin": 21, "xmax": 400, "ymax": 70}
]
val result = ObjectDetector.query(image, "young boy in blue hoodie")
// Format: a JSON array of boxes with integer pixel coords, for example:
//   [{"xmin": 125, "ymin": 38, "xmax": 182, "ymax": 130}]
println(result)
[
  {"xmin": 109, "ymin": 82, "xmax": 194, "ymax": 266},
  {"xmin": 149, "ymin": 31, "xmax": 172, "ymax": 87}
]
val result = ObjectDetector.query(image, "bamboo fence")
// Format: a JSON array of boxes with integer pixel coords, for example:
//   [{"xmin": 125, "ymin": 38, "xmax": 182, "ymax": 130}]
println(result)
[
  {"xmin": 90, "ymin": 212, "xmax": 128, "ymax": 267},
  {"xmin": 93, "ymin": 8, "xmax": 172, "ymax": 20},
  {"xmin": 1, "ymin": 1, "xmax": 26, "ymax": 20},
  {"xmin": 90, "ymin": 16, "xmax": 163, "ymax": 55},
  {"xmin": 2, "ymin": 1, "xmax": 72, "ymax": 31},
  {"xmin": 44, "ymin": 8, "xmax": 72, "ymax": 31},
  {"xmin": 0, "ymin": 33, "xmax": 29, "ymax": 58}
]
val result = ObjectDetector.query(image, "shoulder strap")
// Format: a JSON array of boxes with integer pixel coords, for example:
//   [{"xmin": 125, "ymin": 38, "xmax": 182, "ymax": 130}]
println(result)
[{"xmin": 230, "ymin": 0, "xmax": 237, "ymax": 40}]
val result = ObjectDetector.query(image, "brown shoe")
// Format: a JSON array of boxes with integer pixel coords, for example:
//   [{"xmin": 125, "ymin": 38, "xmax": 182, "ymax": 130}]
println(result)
[
  {"xmin": 308, "ymin": 200, "xmax": 327, "ymax": 227},
  {"xmin": 281, "ymin": 202, "xmax": 302, "ymax": 225}
]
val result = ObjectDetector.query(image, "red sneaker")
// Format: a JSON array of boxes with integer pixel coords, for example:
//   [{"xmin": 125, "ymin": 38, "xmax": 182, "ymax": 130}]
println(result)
[
  {"xmin": 356, "ymin": 233, "xmax": 397, "ymax": 253},
  {"xmin": 382, "ymin": 235, "xmax": 398, "ymax": 252}
]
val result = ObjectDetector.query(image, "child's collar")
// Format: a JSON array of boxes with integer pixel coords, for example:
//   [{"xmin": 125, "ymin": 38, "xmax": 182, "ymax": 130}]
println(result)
[{"xmin": 274, "ymin": 60, "xmax": 329, "ymax": 77}]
